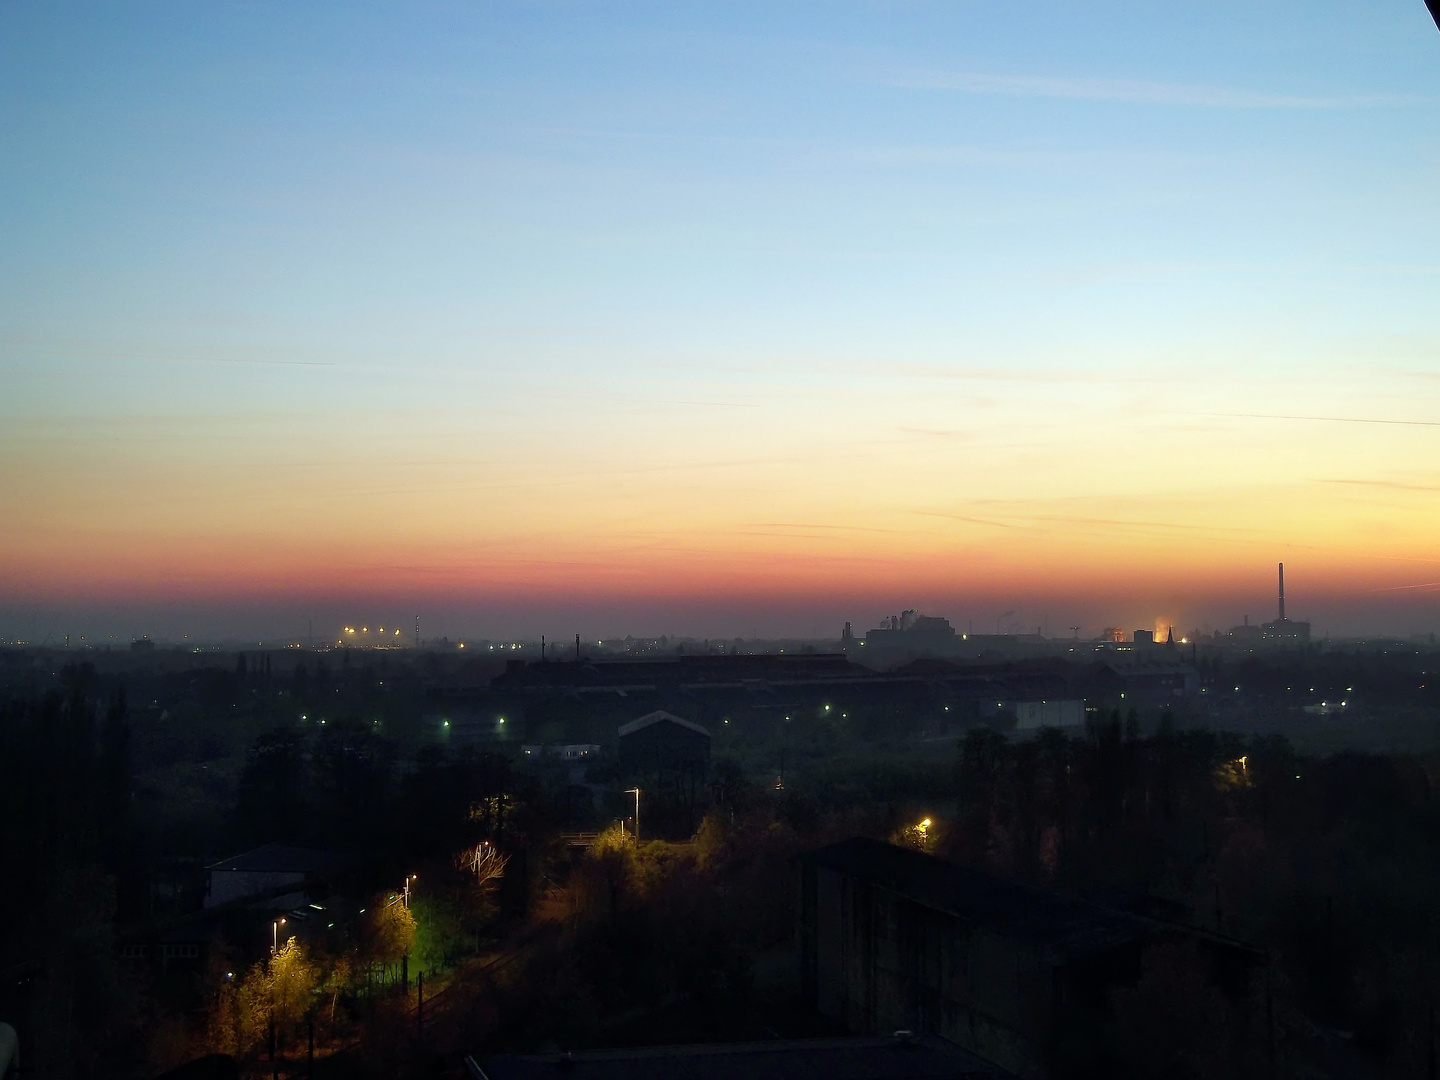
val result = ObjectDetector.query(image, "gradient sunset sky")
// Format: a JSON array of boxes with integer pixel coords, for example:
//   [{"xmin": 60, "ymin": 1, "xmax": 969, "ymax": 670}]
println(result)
[{"xmin": 3, "ymin": 1, "xmax": 1439, "ymax": 643}]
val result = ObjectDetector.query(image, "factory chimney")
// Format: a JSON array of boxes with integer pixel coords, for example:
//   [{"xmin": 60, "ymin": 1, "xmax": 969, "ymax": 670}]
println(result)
[{"xmin": 1278, "ymin": 562, "xmax": 1286, "ymax": 623}]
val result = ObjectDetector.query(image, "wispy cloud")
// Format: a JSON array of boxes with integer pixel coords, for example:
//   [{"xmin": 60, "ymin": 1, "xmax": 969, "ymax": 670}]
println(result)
[
  {"xmin": 882, "ymin": 69, "xmax": 1419, "ymax": 109},
  {"xmin": 1315, "ymin": 478, "xmax": 1440, "ymax": 492},
  {"xmin": 899, "ymin": 427, "xmax": 974, "ymax": 441},
  {"xmin": 749, "ymin": 522, "xmax": 905, "ymax": 535},
  {"xmin": 908, "ymin": 509, "xmax": 1018, "ymax": 530},
  {"xmin": 893, "ymin": 365, "xmax": 1123, "ymax": 384},
  {"xmin": 1195, "ymin": 412, "xmax": 1440, "ymax": 428}
]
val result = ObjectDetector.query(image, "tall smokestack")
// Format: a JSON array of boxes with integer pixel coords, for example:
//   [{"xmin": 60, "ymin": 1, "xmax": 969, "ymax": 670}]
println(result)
[{"xmin": 1278, "ymin": 562, "xmax": 1285, "ymax": 622}]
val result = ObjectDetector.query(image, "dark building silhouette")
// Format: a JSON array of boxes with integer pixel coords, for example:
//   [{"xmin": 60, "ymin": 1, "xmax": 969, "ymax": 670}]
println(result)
[
  {"xmin": 1224, "ymin": 563, "xmax": 1311, "ymax": 646},
  {"xmin": 799, "ymin": 838, "xmax": 1259, "ymax": 1080},
  {"xmin": 617, "ymin": 710, "xmax": 712, "ymax": 835},
  {"xmin": 468, "ymin": 1035, "xmax": 1016, "ymax": 1079},
  {"xmin": 204, "ymin": 843, "xmax": 346, "ymax": 909},
  {"xmin": 863, "ymin": 611, "xmax": 959, "ymax": 659},
  {"xmin": 1225, "ymin": 614, "xmax": 1263, "ymax": 645},
  {"xmin": 616, "ymin": 710, "xmax": 711, "ymax": 774},
  {"xmin": 1092, "ymin": 657, "xmax": 1199, "ymax": 709}
]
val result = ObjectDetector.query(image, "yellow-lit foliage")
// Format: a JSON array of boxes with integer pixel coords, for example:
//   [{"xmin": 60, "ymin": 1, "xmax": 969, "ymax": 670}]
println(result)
[
  {"xmin": 231, "ymin": 938, "xmax": 320, "ymax": 1053},
  {"xmin": 891, "ymin": 818, "xmax": 935, "ymax": 853},
  {"xmin": 567, "ymin": 824, "xmax": 635, "ymax": 921},
  {"xmin": 589, "ymin": 821, "xmax": 632, "ymax": 855},
  {"xmin": 1214, "ymin": 757, "xmax": 1252, "ymax": 792},
  {"xmin": 361, "ymin": 899, "xmax": 416, "ymax": 966},
  {"xmin": 203, "ymin": 979, "xmax": 242, "ymax": 1058},
  {"xmin": 692, "ymin": 812, "xmax": 728, "ymax": 867}
]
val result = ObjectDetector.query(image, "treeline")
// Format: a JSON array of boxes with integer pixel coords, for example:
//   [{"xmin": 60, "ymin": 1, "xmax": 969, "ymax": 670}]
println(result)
[
  {"xmin": 0, "ymin": 667, "xmax": 553, "ymax": 1077},
  {"xmin": 233, "ymin": 723, "xmax": 550, "ymax": 864},
  {"xmin": 0, "ymin": 666, "xmax": 140, "ymax": 1077}
]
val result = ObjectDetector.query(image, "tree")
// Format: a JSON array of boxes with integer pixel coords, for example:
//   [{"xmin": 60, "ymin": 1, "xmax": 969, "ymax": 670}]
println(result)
[
  {"xmin": 709, "ymin": 758, "xmax": 752, "ymax": 824},
  {"xmin": 360, "ymin": 897, "xmax": 416, "ymax": 970},
  {"xmin": 236, "ymin": 728, "xmax": 309, "ymax": 843},
  {"xmin": 233, "ymin": 938, "xmax": 319, "ymax": 1055},
  {"xmin": 458, "ymin": 840, "xmax": 509, "ymax": 891}
]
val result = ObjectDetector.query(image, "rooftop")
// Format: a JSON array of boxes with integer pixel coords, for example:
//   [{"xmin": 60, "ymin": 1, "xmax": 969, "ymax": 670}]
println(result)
[
  {"xmin": 617, "ymin": 710, "xmax": 711, "ymax": 739},
  {"xmin": 802, "ymin": 838, "xmax": 1153, "ymax": 959},
  {"xmin": 469, "ymin": 1035, "xmax": 1015, "ymax": 1080},
  {"xmin": 206, "ymin": 843, "xmax": 346, "ymax": 875}
]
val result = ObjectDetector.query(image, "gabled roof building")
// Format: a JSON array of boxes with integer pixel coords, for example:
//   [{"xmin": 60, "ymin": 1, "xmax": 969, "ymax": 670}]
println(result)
[{"xmin": 617, "ymin": 710, "xmax": 711, "ymax": 774}]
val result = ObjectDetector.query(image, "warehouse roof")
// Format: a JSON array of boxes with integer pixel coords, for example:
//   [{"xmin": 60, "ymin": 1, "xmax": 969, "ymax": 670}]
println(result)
[
  {"xmin": 617, "ymin": 710, "xmax": 710, "ymax": 739},
  {"xmin": 206, "ymin": 843, "xmax": 346, "ymax": 875}
]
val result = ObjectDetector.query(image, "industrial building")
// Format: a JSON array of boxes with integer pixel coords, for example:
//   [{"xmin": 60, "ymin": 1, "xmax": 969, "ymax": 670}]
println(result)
[
  {"xmin": 616, "ymin": 710, "xmax": 711, "ymax": 774},
  {"xmin": 1226, "ymin": 563, "xmax": 1311, "ymax": 646},
  {"xmin": 863, "ymin": 611, "xmax": 959, "ymax": 657},
  {"xmin": 1261, "ymin": 563, "xmax": 1311, "ymax": 643}
]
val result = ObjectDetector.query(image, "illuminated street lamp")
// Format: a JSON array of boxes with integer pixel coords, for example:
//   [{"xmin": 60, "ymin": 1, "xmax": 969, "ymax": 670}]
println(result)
[
  {"xmin": 272, "ymin": 917, "xmax": 286, "ymax": 956},
  {"xmin": 625, "ymin": 787, "xmax": 641, "ymax": 846},
  {"xmin": 403, "ymin": 874, "xmax": 417, "ymax": 909}
]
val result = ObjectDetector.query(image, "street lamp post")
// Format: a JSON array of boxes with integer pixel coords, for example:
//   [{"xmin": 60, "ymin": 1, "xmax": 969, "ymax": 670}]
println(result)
[
  {"xmin": 272, "ymin": 917, "xmax": 286, "ymax": 956},
  {"xmin": 625, "ymin": 787, "xmax": 641, "ymax": 846}
]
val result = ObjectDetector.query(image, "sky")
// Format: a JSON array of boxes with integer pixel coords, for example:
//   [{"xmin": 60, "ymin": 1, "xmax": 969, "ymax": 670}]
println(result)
[{"xmin": 2, "ymin": 1, "xmax": 1439, "ymax": 644}]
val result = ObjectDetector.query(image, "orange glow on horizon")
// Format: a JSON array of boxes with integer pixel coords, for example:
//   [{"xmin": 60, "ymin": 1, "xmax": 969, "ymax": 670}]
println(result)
[{"xmin": 6, "ymin": 358, "xmax": 1440, "ymax": 635}]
